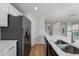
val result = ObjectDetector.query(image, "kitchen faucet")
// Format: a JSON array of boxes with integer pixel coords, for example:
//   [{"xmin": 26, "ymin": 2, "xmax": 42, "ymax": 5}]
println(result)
[
  {"xmin": 67, "ymin": 30, "xmax": 75, "ymax": 44},
  {"xmin": 71, "ymin": 31, "xmax": 75, "ymax": 44}
]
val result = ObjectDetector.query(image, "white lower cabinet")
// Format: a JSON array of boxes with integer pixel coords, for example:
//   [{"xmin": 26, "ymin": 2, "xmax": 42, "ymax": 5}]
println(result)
[{"xmin": 0, "ymin": 43, "xmax": 17, "ymax": 56}]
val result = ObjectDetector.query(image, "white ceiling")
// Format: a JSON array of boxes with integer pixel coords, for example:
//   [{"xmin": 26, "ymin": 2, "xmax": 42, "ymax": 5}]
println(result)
[{"xmin": 12, "ymin": 3, "xmax": 79, "ymax": 24}]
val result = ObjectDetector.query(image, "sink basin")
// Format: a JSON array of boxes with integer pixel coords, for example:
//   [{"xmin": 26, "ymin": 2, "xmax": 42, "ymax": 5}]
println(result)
[
  {"xmin": 57, "ymin": 44, "xmax": 68, "ymax": 49},
  {"xmin": 55, "ymin": 40, "xmax": 68, "ymax": 49},
  {"xmin": 55, "ymin": 40, "xmax": 68, "ymax": 44},
  {"xmin": 55, "ymin": 40, "xmax": 79, "ymax": 54},
  {"xmin": 62, "ymin": 45, "xmax": 79, "ymax": 54}
]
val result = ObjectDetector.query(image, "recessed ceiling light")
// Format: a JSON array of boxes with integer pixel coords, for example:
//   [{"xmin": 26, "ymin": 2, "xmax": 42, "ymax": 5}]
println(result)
[{"xmin": 34, "ymin": 6, "xmax": 38, "ymax": 10}]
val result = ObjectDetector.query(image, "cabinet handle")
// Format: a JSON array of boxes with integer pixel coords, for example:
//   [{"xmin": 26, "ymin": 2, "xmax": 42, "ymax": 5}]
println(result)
[{"xmin": 9, "ymin": 46, "xmax": 15, "ymax": 51}]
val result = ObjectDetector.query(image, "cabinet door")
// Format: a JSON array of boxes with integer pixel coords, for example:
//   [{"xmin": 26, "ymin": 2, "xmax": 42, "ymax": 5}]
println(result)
[
  {"xmin": 2, "ymin": 44, "xmax": 16, "ymax": 56},
  {"xmin": 0, "ymin": 3, "xmax": 8, "ymax": 27}
]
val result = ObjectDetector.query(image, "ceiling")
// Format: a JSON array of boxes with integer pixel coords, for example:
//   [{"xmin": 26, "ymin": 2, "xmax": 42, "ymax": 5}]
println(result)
[{"xmin": 12, "ymin": 3, "xmax": 79, "ymax": 24}]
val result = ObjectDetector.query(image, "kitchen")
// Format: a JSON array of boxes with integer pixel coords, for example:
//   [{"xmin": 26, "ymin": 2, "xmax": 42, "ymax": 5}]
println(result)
[{"xmin": 0, "ymin": 3, "xmax": 79, "ymax": 56}]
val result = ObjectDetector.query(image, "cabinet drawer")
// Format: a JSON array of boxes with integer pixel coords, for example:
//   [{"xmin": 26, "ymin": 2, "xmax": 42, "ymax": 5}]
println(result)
[
  {"xmin": 2, "ymin": 44, "xmax": 16, "ymax": 56},
  {"xmin": 7, "ymin": 47, "xmax": 16, "ymax": 56}
]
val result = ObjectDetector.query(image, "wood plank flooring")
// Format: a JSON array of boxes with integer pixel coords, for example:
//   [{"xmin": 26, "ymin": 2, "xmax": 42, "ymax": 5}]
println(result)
[{"xmin": 30, "ymin": 44, "xmax": 46, "ymax": 56}]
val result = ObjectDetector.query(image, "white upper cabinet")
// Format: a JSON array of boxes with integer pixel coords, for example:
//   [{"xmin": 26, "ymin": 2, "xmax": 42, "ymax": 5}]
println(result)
[
  {"xmin": 0, "ymin": 3, "xmax": 22, "ymax": 27},
  {"xmin": 8, "ymin": 4, "xmax": 22, "ymax": 16},
  {"xmin": 0, "ymin": 3, "xmax": 8, "ymax": 27}
]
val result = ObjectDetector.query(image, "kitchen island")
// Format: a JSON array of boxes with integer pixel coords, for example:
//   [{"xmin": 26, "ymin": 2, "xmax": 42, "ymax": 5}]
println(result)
[{"xmin": 45, "ymin": 34, "xmax": 79, "ymax": 56}]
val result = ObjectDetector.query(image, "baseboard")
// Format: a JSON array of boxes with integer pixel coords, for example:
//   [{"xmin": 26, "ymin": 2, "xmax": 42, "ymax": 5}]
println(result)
[
  {"xmin": 31, "ymin": 42, "xmax": 46, "ymax": 46},
  {"xmin": 34, "ymin": 42, "xmax": 46, "ymax": 44}
]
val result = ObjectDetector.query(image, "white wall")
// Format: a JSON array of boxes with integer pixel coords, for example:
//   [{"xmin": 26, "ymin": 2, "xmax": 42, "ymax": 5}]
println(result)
[
  {"xmin": 25, "ymin": 13, "xmax": 46, "ymax": 46},
  {"xmin": 53, "ymin": 23, "xmax": 62, "ymax": 35},
  {"xmin": 25, "ymin": 13, "xmax": 37, "ymax": 46},
  {"xmin": 36, "ymin": 17, "xmax": 45, "ymax": 44}
]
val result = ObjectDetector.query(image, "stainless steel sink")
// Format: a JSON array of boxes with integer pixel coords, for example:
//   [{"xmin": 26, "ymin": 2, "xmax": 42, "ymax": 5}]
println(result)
[
  {"xmin": 55, "ymin": 40, "xmax": 79, "ymax": 54},
  {"xmin": 55, "ymin": 40, "xmax": 68, "ymax": 44},
  {"xmin": 62, "ymin": 45, "xmax": 79, "ymax": 54}
]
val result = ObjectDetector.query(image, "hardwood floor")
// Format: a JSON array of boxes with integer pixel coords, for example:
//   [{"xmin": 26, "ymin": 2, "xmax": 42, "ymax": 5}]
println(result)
[
  {"xmin": 24, "ymin": 43, "xmax": 31, "ymax": 56},
  {"xmin": 30, "ymin": 44, "xmax": 46, "ymax": 56}
]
